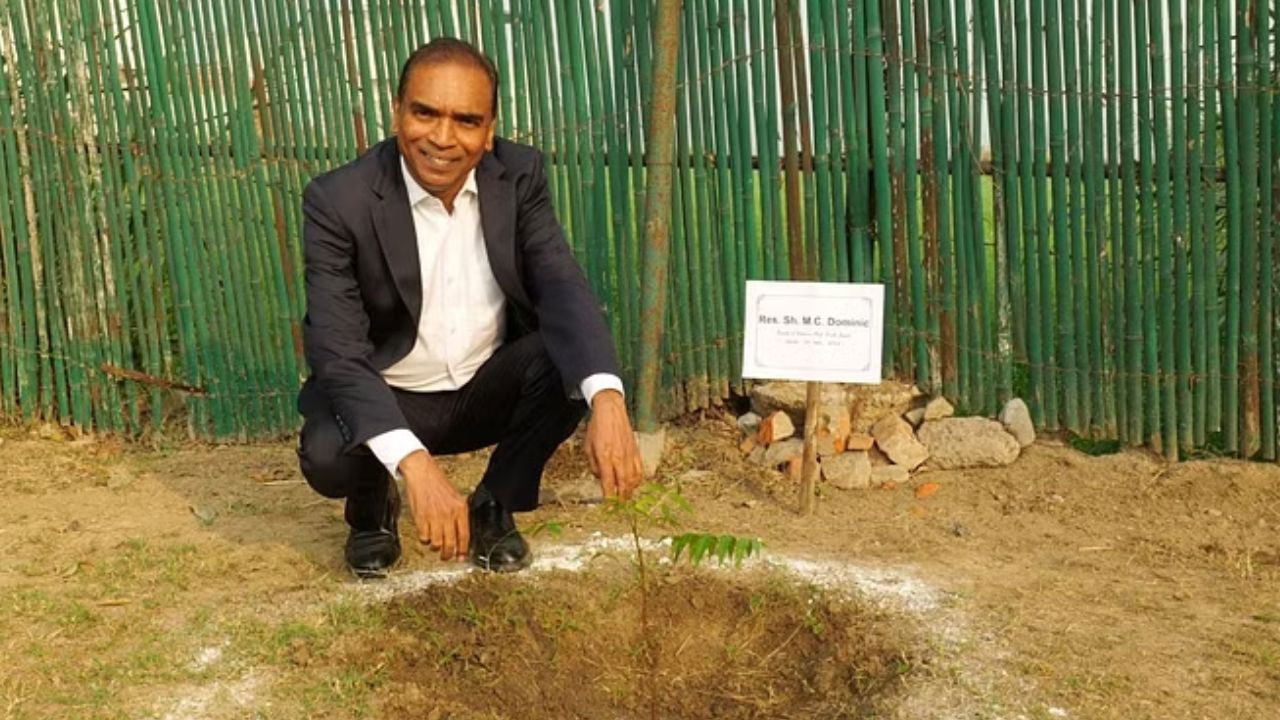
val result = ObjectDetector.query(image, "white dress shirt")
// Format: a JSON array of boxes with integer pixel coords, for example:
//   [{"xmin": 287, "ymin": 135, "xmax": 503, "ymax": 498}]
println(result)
[{"xmin": 365, "ymin": 160, "xmax": 623, "ymax": 477}]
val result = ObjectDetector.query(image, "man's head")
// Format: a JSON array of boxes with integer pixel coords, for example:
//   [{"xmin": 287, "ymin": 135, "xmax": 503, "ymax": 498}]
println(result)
[{"xmin": 393, "ymin": 38, "xmax": 499, "ymax": 208}]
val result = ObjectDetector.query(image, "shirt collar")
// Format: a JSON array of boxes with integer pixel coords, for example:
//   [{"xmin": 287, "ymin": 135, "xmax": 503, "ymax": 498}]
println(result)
[{"xmin": 400, "ymin": 157, "xmax": 478, "ymax": 208}]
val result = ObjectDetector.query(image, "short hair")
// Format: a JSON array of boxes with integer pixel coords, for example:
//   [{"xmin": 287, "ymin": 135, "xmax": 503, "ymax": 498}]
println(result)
[{"xmin": 396, "ymin": 37, "xmax": 499, "ymax": 117}]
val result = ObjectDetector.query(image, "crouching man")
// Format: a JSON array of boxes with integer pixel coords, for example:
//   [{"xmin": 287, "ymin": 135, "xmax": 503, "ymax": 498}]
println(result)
[{"xmin": 296, "ymin": 38, "xmax": 642, "ymax": 577}]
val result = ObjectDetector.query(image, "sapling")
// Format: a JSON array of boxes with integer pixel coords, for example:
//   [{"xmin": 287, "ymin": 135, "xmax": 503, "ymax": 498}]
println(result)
[{"xmin": 605, "ymin": 481, "xmax": 763, "ymax": 719}]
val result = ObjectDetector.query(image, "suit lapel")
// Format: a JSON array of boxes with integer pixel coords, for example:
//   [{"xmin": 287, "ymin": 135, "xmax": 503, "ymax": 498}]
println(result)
[
  {"xmin": 370, "ymin": 142, "xmax": 423, "ymax": 323},
  {"xmin": 476, "ymin": 152, "xmax": 531, "ymax": 310}
]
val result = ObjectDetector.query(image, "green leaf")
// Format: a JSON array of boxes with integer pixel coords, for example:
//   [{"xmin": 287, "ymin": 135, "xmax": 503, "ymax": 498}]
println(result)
[
  {"xmin": 714, "ymin": 535, "xmax": 736, "ymax": 565},
  {"xmin": 690, "ymin": 534, "xmax": 716, "ymax": 565}
]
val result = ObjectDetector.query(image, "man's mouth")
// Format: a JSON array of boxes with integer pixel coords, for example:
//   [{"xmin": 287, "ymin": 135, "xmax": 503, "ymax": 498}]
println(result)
[{"xmin": 420, "ymin": 150, "xmax": 458, "ymax": 169}]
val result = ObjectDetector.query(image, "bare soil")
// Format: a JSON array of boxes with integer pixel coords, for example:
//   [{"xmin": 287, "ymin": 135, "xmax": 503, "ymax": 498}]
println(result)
[{"xmin": 1, "ymin": 410, "xmax": 1278, "ymax": 719}]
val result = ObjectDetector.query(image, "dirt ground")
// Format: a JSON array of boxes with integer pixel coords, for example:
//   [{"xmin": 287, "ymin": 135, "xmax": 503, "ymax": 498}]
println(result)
[{"xmin": 1, "ymin": 410, "xmax": 1278, "ymax": 719}]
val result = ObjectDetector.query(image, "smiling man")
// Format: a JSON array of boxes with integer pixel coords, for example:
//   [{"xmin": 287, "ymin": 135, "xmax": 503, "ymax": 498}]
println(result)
[{"xmin": 296, "ymin": 38, "xmax": 642, "ymax": 578}]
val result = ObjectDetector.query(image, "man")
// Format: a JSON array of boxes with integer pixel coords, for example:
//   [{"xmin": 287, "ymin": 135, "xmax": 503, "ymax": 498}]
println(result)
[{"xmin": 296, "ymin": 37, "xmax": 642, "ymax": 578}]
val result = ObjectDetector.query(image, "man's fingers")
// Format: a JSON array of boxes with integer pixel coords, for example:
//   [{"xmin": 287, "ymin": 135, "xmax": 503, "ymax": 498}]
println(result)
[
  {"xmin": 439, "ymin": 522, "xmax": 457, "ymax": 562},
  {"xmin": 585, "ymin": 441, "xmax": 601, "ymax": 477},
  {"xmin": 599, "ymin": 455, "xmax": 619, "ymax": 498},
  {"xmin": 430, "ymin": 521, "xmax": 445, "ymax": 553},
  {"xmin": 456, "ymin": 509, "xmax": 470, "ymax": 560}
]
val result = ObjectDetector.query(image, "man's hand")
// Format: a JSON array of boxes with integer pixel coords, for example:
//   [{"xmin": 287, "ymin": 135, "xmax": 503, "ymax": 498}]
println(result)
[
  {"xmin": 584, "ymin": 390, "xmax": 643, "ymax": 499},
  {"xmin": 398, "ymin": 450, "xmax": 469, "ymax": 561}
]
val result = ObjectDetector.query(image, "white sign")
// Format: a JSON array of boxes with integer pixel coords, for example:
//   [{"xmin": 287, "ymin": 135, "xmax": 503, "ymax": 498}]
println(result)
[{"xmin": 741, "ymin": 280, "xmax": 884, "ymax": 384}]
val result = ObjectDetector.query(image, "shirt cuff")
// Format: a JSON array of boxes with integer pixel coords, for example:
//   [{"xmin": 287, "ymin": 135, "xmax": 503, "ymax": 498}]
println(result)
[
  {"xmin": 365, "ymin": 428, "xmax": 427, "ymax": 479},
  {"xmin": 580, "ymin": 373, "xmax": 624, "ymax": 407}
]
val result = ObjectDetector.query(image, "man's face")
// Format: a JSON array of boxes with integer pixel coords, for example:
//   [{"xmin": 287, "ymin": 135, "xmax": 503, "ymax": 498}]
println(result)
[{"xmin": 393, "ymin": 60, "xmax": 495, "ymax": 208}]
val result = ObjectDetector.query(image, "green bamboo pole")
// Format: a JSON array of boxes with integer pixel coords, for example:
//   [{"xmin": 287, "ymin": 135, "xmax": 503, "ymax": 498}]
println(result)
[
  {"xmin": 901, "ymin": 0, "xmax": 929, "ymax": 387},
  {"xmin": 727, "ymin": 1, "xmax": 760, "ymax": 283},
  {"xmin": 1045, "ymin": 0, "xmax": 1078, "ymax": 431},
  {"xmin": 1117, "ymin": 0, "xmax": 1142, "ymax": 443},
  {"xmin": 776, "ymin": 0, "xmax": 806, "ymax": 282},
  {"xmin": 750, "ymin": 0, "xmax": 787, "ymax": 281},
  {"xmin": 1258, "ymin": 0, "xmax": 1276, "ymax": 461},
  {"xmin": 672, "ymin": 20, "xmax": 708, "ymax": 409},
  {"xmin": 884, "ymin": 0, "xmax": 908, "ymax": 361},
  {"xmin": 1169, "ymin": 0, "xmax": 1193, "ymax": 452},
  {"xmin": 1214, "ymin": 0, "xmax": 1243, "ymax": 452},
  {"xmin": 1062, "ymin": 0, "xmax": 1090, "ymax": 431},
  {"xmin": 851, "ymin": 0, "xmax": 872, "ymax": 281},
  {"xmin": 1187, "ymin": 0, "xmax": 1207, "ymax": 445},
  {"xmin": 1236, "ymin": 0, "xmax": 1262, "ymax": 457},
  {"xmin": 867, "ymin": 0, "xmax": 895, "ymax": 374},
  {"xmin": 1132, "ymin": 0, "xmax": 1160, "ymax": 448},
  {"xmin": 684, "ymin": 0, "xmax": 728, "ymax": 397},
  {"xmin": 998, "ymin": 0, "xmax": 1024, "ymax": 397},
  {"xmin": 704, "ymin": 0, "xmax": 742, "ymax": 377},
  {"xmin": 978, "ymin": 0, "xmax": 1015, "ymax": 409},
  {"xmin": 1104, "ymin": 0, "xmax": 1127, "ymax": 436},
  {"xmin": 806, "ymin": 0, "xmax": 836, "ymax": 283},
  {"xmin": 1202, "ymin": 0, "xmax": 1222, "ymax": 436},
  {"xmin": 1084, "ymin": 0, "xmax": 1110, "ymax": 434},
  {"xmin": 948, "ymin": 0, "xmax": 972, "ymax": 409},
  {"xmin": 1145, "ymin": 0, "xmax": 1177, "ymax": 458},
  {"xmin": 927, "ymin": 0, "xmax": 956, "ymax": 400},
  {"xmin": 1013, "ymin": 0, "xmax": 1041, "ymax": 420},
  {"xmin": 1031, "ymin": 0, "xmax": 1058, "ymax": 429},
  {"xmin": 824, "ymin": 0, "xmax": 850, "ymax": 281}
]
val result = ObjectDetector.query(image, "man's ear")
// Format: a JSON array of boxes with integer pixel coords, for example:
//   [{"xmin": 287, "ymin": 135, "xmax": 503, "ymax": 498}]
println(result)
[
  {"xmin": 391, "ymin": 100, "xmax": 401, "ymax": 134},
  {"xmin": 485, "ymin": 123, "xmax": 495, "ymax": 151}
]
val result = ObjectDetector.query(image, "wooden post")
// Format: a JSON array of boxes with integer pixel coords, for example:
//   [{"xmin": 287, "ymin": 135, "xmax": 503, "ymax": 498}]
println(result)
[{"xmin": 799, "ymin": 381, "xmax": 820, "ymax": 514}]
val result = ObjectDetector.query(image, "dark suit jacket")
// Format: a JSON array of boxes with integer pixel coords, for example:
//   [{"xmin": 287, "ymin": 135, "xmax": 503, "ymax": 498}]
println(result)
[{"xmin": 297, "ymin": 137, "xmax": 620, "ymax": 449}]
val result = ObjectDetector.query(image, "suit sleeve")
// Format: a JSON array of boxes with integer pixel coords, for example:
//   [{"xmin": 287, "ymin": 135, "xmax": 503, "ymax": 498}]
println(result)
[
  {"xmin": 301, "ymin": 179, "xmax": 409, "ymax": 446},
  {"xmin": 516, "ymin": 152, "xmax": 622, "ymax": 392}
]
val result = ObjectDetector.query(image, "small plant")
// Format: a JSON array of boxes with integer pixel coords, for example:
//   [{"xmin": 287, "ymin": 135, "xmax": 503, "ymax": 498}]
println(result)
[{"xmin": 605, "ymin": 481, "xmax": 763, "ymax": 720}]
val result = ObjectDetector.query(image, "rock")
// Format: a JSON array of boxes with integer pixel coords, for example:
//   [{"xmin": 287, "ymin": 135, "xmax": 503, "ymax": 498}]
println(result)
[
  {"xmin": 634, "ymin": 427, "xmax": 666, "ymax": 478},
  {"xmin": 738, "ymin": 436, "xmax": 757, "ymax": 455},
  {"xmin": 870, "ymin": 415, "xmax": 929, "ymax": 470},
  {"xmin": 747, "ymin": 445, "xmax": 766, "ymax": 465},
  {"xmin": 756, "ymin": 411, "xmax": 796, "ymax": 445},
  {"xmin": 544, "ymin": 478, "xmax": 604, "ymax": 505},
  {"xmin": 816, "ymin": 410, "xmax": 852, "ymax": 456},
  {"xmin": 847, "ymin": 380, "xmax": 919, "ymax": 433},
  {"xmin": 917, "ymin": 417, "xmax": 1021, "ymax": 469},
  {"xmin": 914, "ymin": 481, "xmax": 941, "ymax": 499},
  {"xmin": 785, "ymin": 456, "xmax": 804, "ymax": 483},
  {"xmin": 999, "ymin": 398, "xmax": 1036, "ymax": 447},
  {"xmin": 814, "ymin": 429, "xmax": 845, "ymax": 457},
  {"xmin": 736, "ymin": 412, "xmax": 762, "ymax": 436},
  {"xmin": 845, "ymin": 432, "xmax": 874, "ymax": 451},
  {"xmin": 821, "ymin": 451, "xmax": 872, "ymax": 490},
  {"xmin": 749, "ymin": 381, "xmax": 850, "ymax": 427},
  {"xmin": 678, "ymin": 470, "xmax": 716, "ymax": 484},
  {"xmin": 763, "ymin": 438, "xmax": 805, "ymax": 467},
  {"xmin": 872, "ymin": 465, "xmax": 910, "ymax": 485},
  {"xmin": 923, "ymin": 396, "xmax": 955, "ymax": 421},
  {"xmin": 903, "ymin": 407, "xmax": 926, "ymax": 427}
]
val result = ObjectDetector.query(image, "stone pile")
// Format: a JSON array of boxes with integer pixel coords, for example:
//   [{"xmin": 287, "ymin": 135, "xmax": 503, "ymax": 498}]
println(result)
[{"xmin": 736, "ymin": 381, "xmax": 1036, "ymax": 491}]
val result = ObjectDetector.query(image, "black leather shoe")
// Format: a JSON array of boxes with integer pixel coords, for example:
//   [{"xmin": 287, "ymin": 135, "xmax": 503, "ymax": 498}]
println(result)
[
  {"xmin": 467, "ymin": 484, "xmax": 529, "ymax": 572},
  {"xmin": 344, "ymin": 477, "xmax": 401, "ymax": 579}
]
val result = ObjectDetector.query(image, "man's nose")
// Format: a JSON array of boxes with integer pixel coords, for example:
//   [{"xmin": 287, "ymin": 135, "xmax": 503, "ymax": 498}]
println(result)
[{"xmin": 427, "ymin": 118, "xmax": 456, "ymax": 148}]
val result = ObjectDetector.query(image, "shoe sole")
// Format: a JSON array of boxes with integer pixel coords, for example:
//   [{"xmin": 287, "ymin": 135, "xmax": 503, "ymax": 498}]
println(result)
[{"xmin": 468, "ymin": 552, "xmax": 530, "ymax": 573}]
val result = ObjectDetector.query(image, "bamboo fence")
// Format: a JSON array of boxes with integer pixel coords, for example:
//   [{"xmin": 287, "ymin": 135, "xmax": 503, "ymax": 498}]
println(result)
[{"xmin": 0, "ymin": 0, "xmax": 1276, "ymax": 462}]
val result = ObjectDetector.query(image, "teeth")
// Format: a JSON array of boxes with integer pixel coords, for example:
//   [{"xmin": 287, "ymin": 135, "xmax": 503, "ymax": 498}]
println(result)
[{"xmin": 423, "ymin": 153, "xmax": 454, "ymax": 168}]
